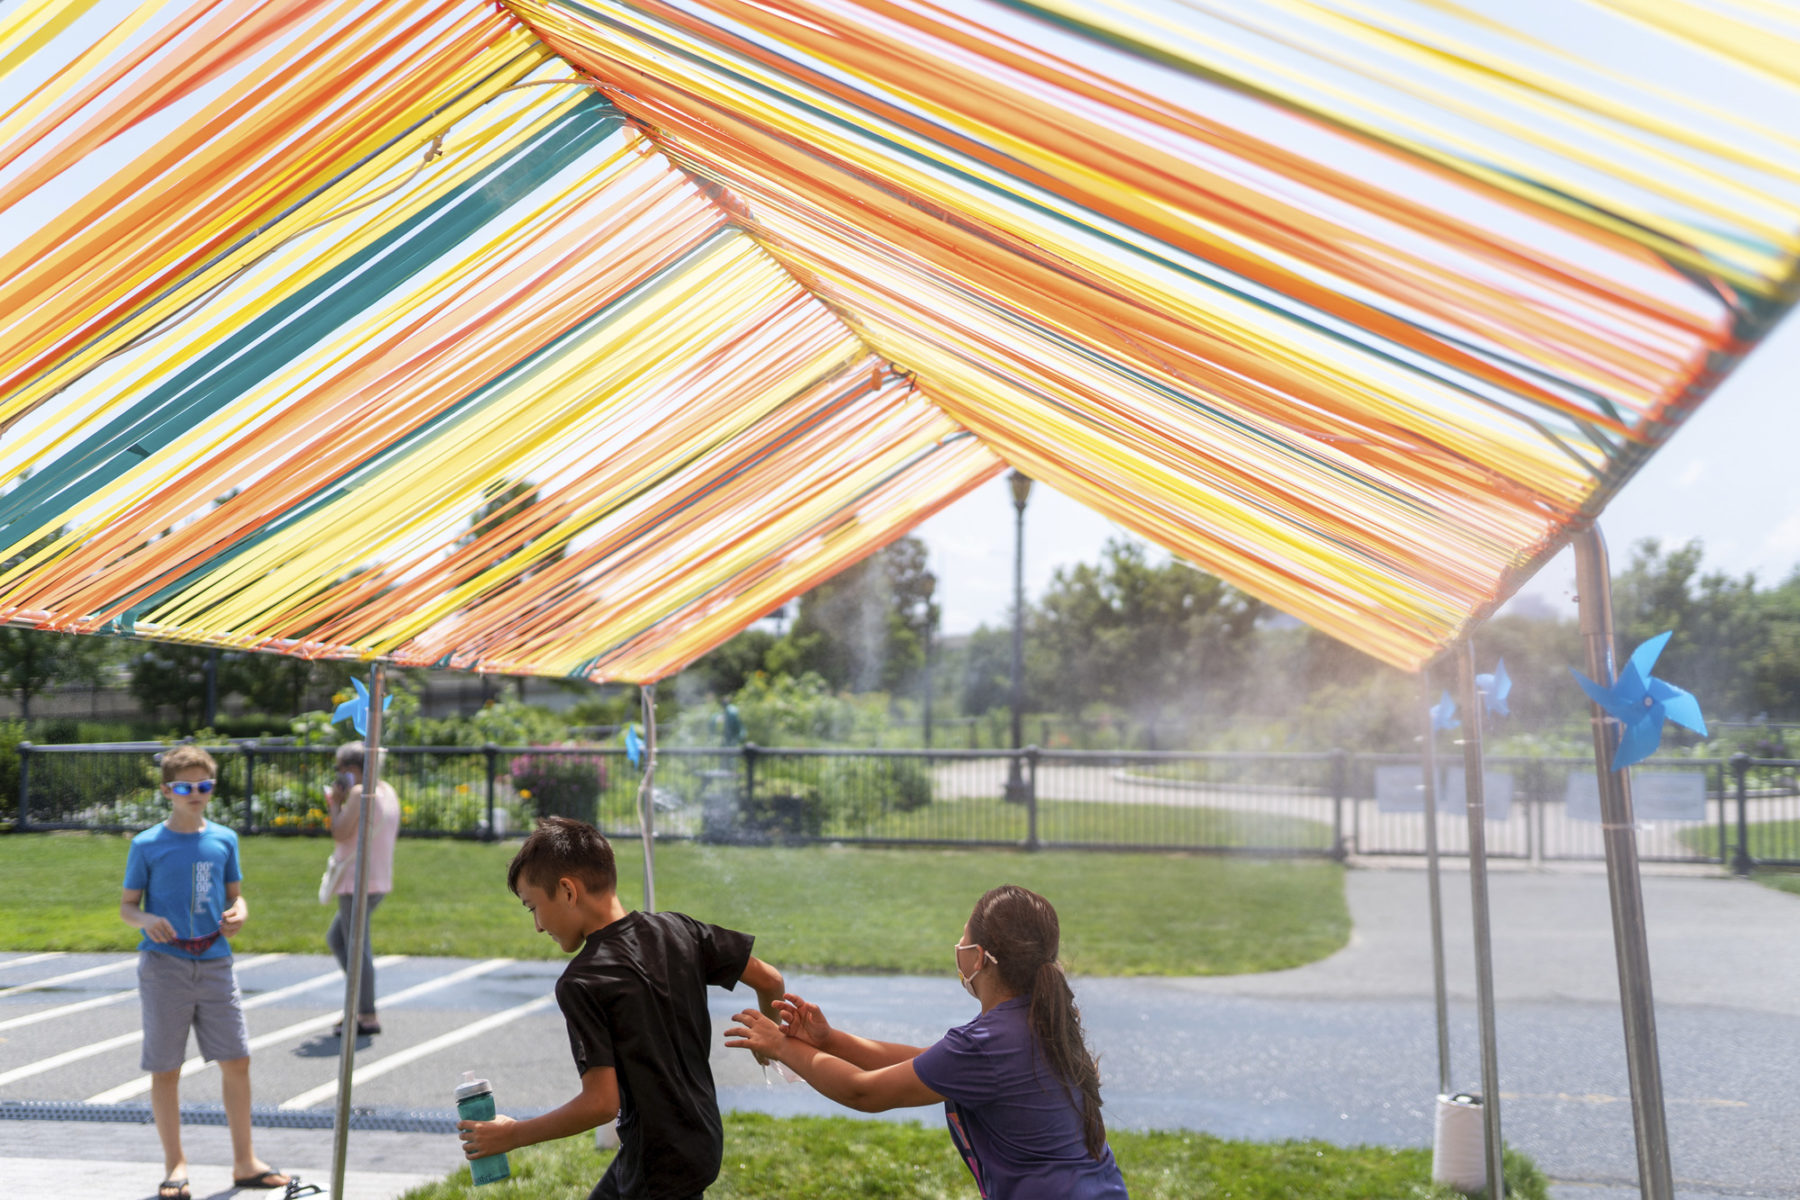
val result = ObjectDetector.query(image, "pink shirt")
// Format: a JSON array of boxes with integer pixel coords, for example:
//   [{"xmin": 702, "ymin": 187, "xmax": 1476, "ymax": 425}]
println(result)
[{"xmin": 331, "ymin": 782, "xmax": 400, "ymax": 895}]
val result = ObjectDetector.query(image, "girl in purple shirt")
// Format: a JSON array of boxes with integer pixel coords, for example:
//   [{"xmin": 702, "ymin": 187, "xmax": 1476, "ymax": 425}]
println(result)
[{"xmin": 727, "ymin": 885, "xmax": 1129, "ymax": 1199}]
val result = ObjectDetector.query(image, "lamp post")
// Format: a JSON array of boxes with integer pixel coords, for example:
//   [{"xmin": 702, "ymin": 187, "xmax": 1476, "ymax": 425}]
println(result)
[{"xmin": 1004, "ymin": 470, "xmax": 1032, "ymax": 804}]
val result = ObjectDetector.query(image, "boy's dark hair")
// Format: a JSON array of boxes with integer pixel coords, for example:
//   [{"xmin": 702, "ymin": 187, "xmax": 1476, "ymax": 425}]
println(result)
[
  {"xmin": 508, "ymin": 816, "xmax": 617, "ymax": 897},
  {"xmin": 160, "ymin": 744, "xmax": 218, "ymax": 783}
]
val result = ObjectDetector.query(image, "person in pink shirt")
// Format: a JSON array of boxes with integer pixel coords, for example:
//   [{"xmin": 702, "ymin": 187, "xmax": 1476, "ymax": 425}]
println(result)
[{"xmin": 325, "ymin": 740, "xmax": 401, "ymax": 1038}]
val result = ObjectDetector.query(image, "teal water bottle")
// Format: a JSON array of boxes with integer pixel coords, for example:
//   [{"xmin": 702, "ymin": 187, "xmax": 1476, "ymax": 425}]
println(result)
[{"xmin": 455, "ymin": 1072, "xmax": 511, "ymax": 1185}]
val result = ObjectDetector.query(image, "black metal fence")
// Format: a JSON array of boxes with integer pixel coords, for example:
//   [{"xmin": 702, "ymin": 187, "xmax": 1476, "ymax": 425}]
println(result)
[{"xmin": 10, "ymin": 741, "xmax": 1799, "ymax": 869}]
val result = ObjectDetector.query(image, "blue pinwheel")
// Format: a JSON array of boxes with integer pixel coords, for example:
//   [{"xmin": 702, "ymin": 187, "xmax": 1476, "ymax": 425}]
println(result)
[
  {"xmin": 1475, "ymin": 658, "xmax": 1511, "ymax": 718},
  {"xmin": 1570, "ymin": 631, "xmax": 1707, "ymax": 771},
  {"xmin": 1430, "ymin": 691, "xmax": 1459, "ymax": 732},
  {"xmin": 332, "ymin": 676, "xmax": 392, "ymax": 737},
  {"xmin": 623, "ymin": 723, "xmax": 644, "ymax": 769}
]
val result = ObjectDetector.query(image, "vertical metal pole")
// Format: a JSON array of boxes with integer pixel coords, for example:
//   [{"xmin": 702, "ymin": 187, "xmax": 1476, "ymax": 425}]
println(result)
[
  {"xmin": 1419, "ymin": 674, "xmax": 1452, "ymax": 1098},
  {"xmin": 1005, "ymin": 478, "xmax": 1029, "ymax": 802},
  {"xmin": 1573, "ymin": 525, "xmax": 1674, "ymax": 1200},
  {"xmin": 639, "ymin": 684, "xmax": 657, "ymax": 914},
  {"xmin": 1731, "ymin": 753, "xmax": 1751, "ymax": 876},
  {"xmin": 331, "ymin": 662, "xmax": 384, "ymax": 1200},
  {"xmin": 1456, "ymin": 642, "xmax": 1505, "ymax": 1197}
]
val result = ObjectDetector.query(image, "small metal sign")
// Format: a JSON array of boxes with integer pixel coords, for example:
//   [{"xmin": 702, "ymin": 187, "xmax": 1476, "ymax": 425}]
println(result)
[
  {"xmin": 1566, "ymin": 769, "xmax": 1707, "ymax": 823},
  {"xmin": 1375, "ymin": 765, "xmax": 1513, "ymax": 821}
]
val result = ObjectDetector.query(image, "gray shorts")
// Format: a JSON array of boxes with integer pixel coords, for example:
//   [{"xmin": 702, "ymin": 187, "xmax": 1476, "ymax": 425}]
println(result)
[{"xmin": 137, "ymin": 950, "xmax": 251, "ymax": 1073}]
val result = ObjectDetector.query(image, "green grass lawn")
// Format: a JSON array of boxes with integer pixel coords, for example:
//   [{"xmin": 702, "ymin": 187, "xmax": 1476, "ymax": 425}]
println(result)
[
  {"xmin": 398, "ymin": 1115, "xmax": 1548, "ymax": 1200},
  {"xmin": 0, "ymin": 832, "xmax": 1348, "ymax": 975},
  {"xmin": 853, "ymin": 797, "xmax": 1334, "ymax": 851},
  {"xmin": 1677, "ymin": 820, "xmax": 1800, "ymax": 896}
]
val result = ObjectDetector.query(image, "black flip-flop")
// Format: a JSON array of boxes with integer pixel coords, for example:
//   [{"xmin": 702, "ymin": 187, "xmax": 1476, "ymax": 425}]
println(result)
[
  {"xmin": 232, "ymin": 1168, "xmax": 291, "ymax": 1189},
  {"xmin": 157, "ymin": 1180, "xmax": 191, "ymax": 1200}
]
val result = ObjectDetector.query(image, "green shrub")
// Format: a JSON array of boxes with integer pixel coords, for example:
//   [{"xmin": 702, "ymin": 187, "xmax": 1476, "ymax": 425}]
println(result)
[
  {"xmin": 819, "ymin": 756, "xmax": 932, "ymax": 830},
  {"xmin": 510, "ymin": 751, "xmax": 608, "ymax": 824},
  {"xmin": 0, "ymin": 719, "xmax": 23, "ymax": 823},
  {"xmin": 744, "ymin": 765, "xmax": 825, "ymax": 839}
]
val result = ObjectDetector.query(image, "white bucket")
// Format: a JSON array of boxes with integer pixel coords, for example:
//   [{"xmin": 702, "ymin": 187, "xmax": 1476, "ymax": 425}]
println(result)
[{"xmin": 1432, "ymin": 1092, "xmax": 1493, "ymax": 1194}]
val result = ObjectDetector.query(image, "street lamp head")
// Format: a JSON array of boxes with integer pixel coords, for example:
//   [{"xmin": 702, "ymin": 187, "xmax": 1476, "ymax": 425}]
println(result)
[{"xmin": 1008, "ymin": 469, "xmax": 1033, "ymax": 512}]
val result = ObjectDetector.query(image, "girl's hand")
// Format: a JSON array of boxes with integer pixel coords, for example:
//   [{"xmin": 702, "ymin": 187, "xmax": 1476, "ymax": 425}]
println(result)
[
  {"xmin": 775, "ymin": 993, "xmax": 831, "ymax": 1048},
  {"xmin": 458, "ymin": 1115, "xmax": 516, "ymax": 1159},
  {"xmin": 725, "ymin": 1009, "xmax": 787, "ymax": 1061}
]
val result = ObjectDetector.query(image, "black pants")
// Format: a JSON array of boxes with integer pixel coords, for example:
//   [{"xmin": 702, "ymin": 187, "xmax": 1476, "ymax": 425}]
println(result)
[{"xmin": 587, "ymin": 1159, "xmax": 704, "ymax": 1200}]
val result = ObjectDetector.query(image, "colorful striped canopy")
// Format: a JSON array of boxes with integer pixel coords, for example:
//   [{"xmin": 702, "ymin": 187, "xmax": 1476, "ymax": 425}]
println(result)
[{"xmin": 1, "ymin": 0, "xmax": 1796, "ymax": 680}]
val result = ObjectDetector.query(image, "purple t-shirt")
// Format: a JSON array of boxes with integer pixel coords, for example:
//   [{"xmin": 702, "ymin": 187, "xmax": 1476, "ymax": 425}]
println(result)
[{"xmin": 913, "ymin": 996, "xmax": 1130, "ymax": 1200}]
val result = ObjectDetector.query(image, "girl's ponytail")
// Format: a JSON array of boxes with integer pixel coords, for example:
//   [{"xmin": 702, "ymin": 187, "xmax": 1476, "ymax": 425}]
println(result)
[{"xmin": 969, "ymin": 886, "xmax": 1107, "ymax": 1159}]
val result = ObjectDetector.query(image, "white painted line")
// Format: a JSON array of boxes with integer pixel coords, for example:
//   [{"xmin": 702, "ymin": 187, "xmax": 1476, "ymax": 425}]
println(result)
[
  {"xmin": 279, "ymin": 993, "xmax": 557, "ymax": 1110},
  {"xmin": 83, "ymin": 955, "xmax": 405, "ymax": 1103},
  {"xmin": 0, "ymin": 956, "xmax": 283, "ymax": 1035},
  {"xmin": 0, "ymin": 952, "xmax": 67, "ymax": 973},
  {"xmin": 0, "ymin": 955, "xmax": 285, "ymax": 1089},
  {"xmin": 85, "ymin": 957, "xmax": 507, "ymax": 1103},
  {"xmin": 0, "ymin": 957, "xmax": 135, "ymax": 999},
  {"xmin": 0, "ymin": 988, "xmax": 133, "ymax": 1033}
]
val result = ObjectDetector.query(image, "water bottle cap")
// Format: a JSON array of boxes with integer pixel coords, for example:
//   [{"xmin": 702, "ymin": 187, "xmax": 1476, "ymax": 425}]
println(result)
[{"xmin": 455, "ymin": 1072, "xmax": 492, "ymax": 1100}]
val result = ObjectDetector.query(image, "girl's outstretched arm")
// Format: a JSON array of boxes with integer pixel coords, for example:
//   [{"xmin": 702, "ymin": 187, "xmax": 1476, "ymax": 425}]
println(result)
[
  {"xmin": 726, "ymin": 1009, "xmax": 943, "ymax": 1113},
  {"xmin": 775, "ymin": 993, "xmax": 923, "ymax": 1070}
]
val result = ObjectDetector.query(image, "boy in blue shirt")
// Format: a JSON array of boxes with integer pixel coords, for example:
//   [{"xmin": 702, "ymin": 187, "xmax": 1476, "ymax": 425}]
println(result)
[{"xmin": 120, "ymin": 745, "xmax": 291, "ymax": 1200}]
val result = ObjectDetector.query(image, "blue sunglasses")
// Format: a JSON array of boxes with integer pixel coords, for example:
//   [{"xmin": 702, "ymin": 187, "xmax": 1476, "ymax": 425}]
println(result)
[{"xmin": 167, "ymin": 781, "xmax": 216, "ymax": 796}]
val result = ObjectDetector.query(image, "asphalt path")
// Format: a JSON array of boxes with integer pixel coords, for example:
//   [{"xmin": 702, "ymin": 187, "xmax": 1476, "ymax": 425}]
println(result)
[{"xmin": 2, "ymin": 866, "xmax": 1795, "ymax": 1198}]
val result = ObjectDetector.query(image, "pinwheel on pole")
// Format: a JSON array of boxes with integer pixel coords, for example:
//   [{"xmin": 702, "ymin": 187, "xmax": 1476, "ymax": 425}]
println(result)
[
  {"xmin": 1570, "ymin": 632, "xmax": 1707, "ymax": 771},
  {"xmin": 331, "ymin": 676, "xmax": 392, "ymax": 737},
  {"xmin": 1475, "ymin": 659, "xmax": 1511, "ymax": 718},
  {"xmin": 1430, "ymin": 690, "xmax": 1459, "ymax": 732}
]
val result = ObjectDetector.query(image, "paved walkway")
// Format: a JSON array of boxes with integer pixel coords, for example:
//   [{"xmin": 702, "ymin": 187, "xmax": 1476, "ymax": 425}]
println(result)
[{"xmin": 3, "ymin": 863, "xmax": 1795, "ymax": 1198}]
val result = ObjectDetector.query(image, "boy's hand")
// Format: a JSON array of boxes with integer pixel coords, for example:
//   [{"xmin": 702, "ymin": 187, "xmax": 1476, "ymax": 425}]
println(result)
[
  {"xmin": 725, "ymin": 1009, "xmax": 787, "ymax": 1062},
  {"xmin": 219, "ymin": 900, "xmax": 246, "ymax": 938},
  {"xmin": 140, "ymin": 916, "xmax": 178, "ymax": 944},
  {"xmin": 774, "ymin": 993, "xmax": 832, "ymax": 1048},
  {"xmin": 458, "ymin": 1115, "xmax": 517, "ymax": 1159}
]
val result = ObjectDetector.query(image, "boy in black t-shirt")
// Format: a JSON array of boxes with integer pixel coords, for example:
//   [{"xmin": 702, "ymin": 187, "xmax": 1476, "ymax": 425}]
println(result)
[{"xmin": 457, "ymin": 817, "xmax": 784, "ymax": 1200}]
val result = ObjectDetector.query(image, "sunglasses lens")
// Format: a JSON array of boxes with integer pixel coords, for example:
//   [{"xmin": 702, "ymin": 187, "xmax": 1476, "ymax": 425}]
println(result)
[{"xmin": 171, "ymin": 781, "xmax": 215, "ymax": 795}]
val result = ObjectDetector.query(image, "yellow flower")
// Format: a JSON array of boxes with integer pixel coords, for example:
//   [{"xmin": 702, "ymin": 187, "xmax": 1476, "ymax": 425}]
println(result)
[
  {"xmin": 307, "ymin": 807, "xmax": 325, "ymax": 821},
  {"xmin": 455, "ymin": 783, "xmax": 469, "ymax": 794},
  {"xmin": 403, "ymin": 804, "xmax": 416, "ymax": 817},
  {"xmin": 331, "ymin": 691, "xmax": 350, "ymax": 705},
  {"xmin": 518, "ymin": 788, "xmax": 532, "ymax": 800}
]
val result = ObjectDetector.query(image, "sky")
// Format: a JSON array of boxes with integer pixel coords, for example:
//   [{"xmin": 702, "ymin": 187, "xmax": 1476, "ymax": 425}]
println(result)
[{"xmin": 911, "ymin": 305, "xmax": 1800, "ymax": 636}]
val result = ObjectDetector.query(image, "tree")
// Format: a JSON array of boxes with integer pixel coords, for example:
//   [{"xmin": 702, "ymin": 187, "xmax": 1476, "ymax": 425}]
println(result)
[
  {"xmin": 0, "ymin": 627, "xmax": 115, "ymax": 720},
  {"xmin": 1611, "ymin": 539, "xmax": 1763, "ymax": 720},
  {"xmin": 766, "ymin": 536, "xmax": 939, "ymax": 694},
  {"xmin": 689, "ymin": 628, "xmax": 779, "ymax": 697},
  {"xmin": 1029, "ymin": 538, "xmax": 1265, "ymax": 722}
]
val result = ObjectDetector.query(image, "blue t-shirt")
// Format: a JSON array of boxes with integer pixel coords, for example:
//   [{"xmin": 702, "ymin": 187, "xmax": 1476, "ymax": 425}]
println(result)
[
  {"xmin": 122, "ymin": 821, "xmax": 241, "ymax": 960},
  {"xmin": 913, "ymin": 996, "xmax": 1130, "ymax": 1200}
]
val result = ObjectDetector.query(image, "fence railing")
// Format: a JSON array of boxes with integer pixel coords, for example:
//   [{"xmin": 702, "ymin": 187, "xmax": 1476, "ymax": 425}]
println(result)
[{"xmin": 9, "ymin": 742, "xmax": 1798, "ymax": 868}]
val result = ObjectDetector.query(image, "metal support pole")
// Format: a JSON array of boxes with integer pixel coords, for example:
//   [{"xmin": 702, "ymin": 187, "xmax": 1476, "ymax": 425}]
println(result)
[
  {"xmin": 1573, "ymin": 524, "xmax": 1674, "ymax": 1200},
  {"xmin": 1004, "ymin": 471, "xmax": 1031, "ymax": 803},
  {"xmin": 639, "ymin": 684, "xmax": 657, "ymax": 914},
  {"xmin": 1456, "ymin": 642, "xmax": 1505, "ymax": 1197},
  {"xmin": 331, "ymin": 662, "xmax": 384, "ymax": 1200},
  {"xmin": 1419, "ymin": 675, "xmax": 1451, "ymax": 1098}
]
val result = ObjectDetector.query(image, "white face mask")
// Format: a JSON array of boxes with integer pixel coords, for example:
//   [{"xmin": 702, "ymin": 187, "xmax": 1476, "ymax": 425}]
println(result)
[{"xmin": 954, "ymin": 941, "xmax": 996, "ymax": 998}]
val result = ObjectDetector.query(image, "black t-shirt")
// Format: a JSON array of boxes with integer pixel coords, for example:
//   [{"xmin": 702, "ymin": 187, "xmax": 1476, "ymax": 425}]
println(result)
[{"xmin": 555, "ymin": 910, "xmax": 754, "ymax": 1200}]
